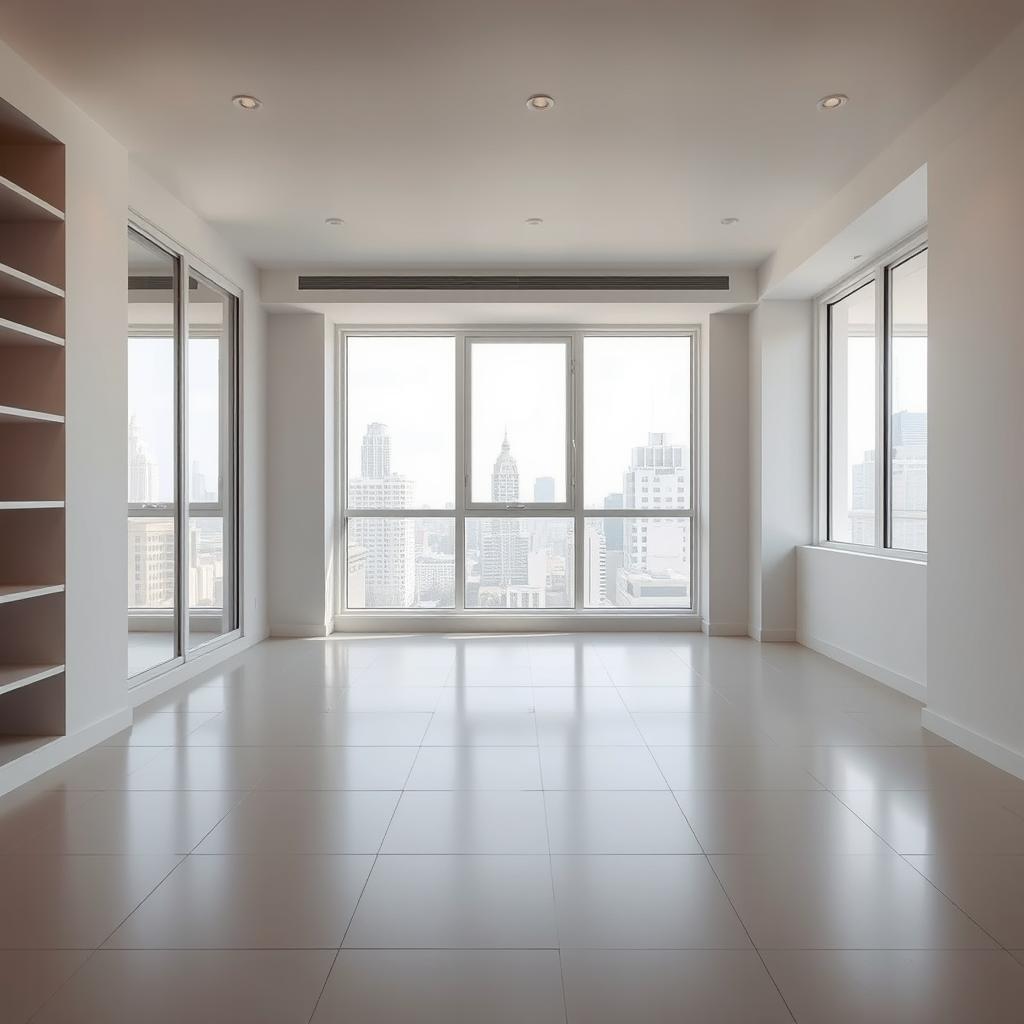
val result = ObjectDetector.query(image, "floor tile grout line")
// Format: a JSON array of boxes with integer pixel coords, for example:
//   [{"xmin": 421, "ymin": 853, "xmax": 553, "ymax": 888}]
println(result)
[
  {"xmin": 305, "ymin": 769, "xmax": 411, "ymax": 1024},
  {"xmin": 617, "ymin": 668, "xmax": 800, "ymax": 1023},
  {"xmin": 25, "ymin": 848, "xmax": 195, "ymax": 1021},
  {"xmin": 811, "ymin": 758, "xmax": 1016, "ymax": 957}
]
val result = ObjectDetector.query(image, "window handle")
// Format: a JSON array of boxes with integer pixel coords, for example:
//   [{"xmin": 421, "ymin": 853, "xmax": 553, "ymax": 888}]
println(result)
[{"xmin": 505, "ymin": 503, "xmax": 527, "ymax": 510}]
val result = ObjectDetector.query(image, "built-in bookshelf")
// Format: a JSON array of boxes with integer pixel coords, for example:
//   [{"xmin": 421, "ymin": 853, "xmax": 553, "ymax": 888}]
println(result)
[{"xmin": 0, "ymin": 96, "xmax": 66, "ymax": 767}]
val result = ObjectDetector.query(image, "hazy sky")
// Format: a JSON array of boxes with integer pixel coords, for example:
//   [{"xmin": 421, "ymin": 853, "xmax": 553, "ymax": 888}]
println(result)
[
  {"xmin": 128, "ymin": 336, "xmax": 223, "ymax": 502},
  {"xmin": 346, "ymin": 335, "xmax": 693, "ymax": 509},
  {"xmin": 840, "ymin": 264, "xmax": 928, "ymax": 498}
]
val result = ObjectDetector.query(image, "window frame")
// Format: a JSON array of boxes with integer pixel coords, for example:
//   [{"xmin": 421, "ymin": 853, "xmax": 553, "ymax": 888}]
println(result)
[
  {"xmin": 127, "ymin": 217, "xmax": 244, "ymax": 686},
  {"xmin": 816, "ymin": 230, "xmax": 927, "ymax": 562},
  {"xmin": 337, "ymin": 326, "xmax": 700, "ymax": 623}
]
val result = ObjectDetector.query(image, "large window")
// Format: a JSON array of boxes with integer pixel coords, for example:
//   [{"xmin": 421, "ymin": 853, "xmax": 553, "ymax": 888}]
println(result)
[
  {"xmin": 127, "ymin": 226, "xmax": 241, "ymax": 679},
  {"xmin": 342, "ymin": 331, "xmax": 697, "ymax": 614},
  {"xmin": 823, "ymin": 238, "xmax": 927, "ymax": 555}
]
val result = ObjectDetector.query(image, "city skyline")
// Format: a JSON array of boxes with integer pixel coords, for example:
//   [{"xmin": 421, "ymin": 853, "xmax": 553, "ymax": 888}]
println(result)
[{"xmin": 347, "ymin": 420, "xmax": 690, "ymax": 610}]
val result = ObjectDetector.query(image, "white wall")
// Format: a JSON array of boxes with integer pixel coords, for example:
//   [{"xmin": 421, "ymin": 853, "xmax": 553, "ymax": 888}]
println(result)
[
  {"xmin": 702, "ymin": 312, "xmax": 749, "ymax": 634},
  {"xmin": 797, "ymin": 546, "xmax": 927, "ymax": 700},
  {"xmin": 923, "ymin": 49, "xmax": 1024, "ymax": 774},
  {"xmin": 748, "ymin": 301, "xmax": 813, "ymax": 641},
  {"xmin": 0, "ymin": 38, "xmax": 267, "ymax": 795},
  {"xmin": 267, "ymin": 312, "xmax": 334, "ymax": 636},
  {"xmin": 764, "ymin": 20, "xmax": 1024, "ymax": 777}
]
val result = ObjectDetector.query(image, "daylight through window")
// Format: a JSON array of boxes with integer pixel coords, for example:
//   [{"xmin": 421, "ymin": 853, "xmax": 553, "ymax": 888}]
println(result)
[{"xmin": 342, "ymin": 332, "xmax": 696, "ymax": 613}]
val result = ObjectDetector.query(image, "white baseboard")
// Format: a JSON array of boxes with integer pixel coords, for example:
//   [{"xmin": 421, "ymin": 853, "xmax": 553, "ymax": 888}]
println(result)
[
  {"xmin": 270, "ymin": 622, "xmax": 333, "ymax": 638},
  {"xmin": 701, "ymin": 621, "xmax": 749, "ymax": 637},
  {"xmin": 921, "ymin": 708, "xmax": 1024, "ymax": 782},
  {"xmin": 797, "ymin": 631, "xmax": 927, "ymax": 702},
  {"xmin": 0, "ymin": 707, "xmax": 133, "ymax": 799},
  {"xmin": 749, "ymin": 627, "xmax": 797, "ymax": 643}
]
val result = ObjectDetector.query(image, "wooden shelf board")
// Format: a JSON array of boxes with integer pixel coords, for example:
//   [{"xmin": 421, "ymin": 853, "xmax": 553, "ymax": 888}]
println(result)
[
  {"xmin": 0, "ymin": 501, "xmax": 64, "ymax": 510},
  {"xmin": 0, "ymin": 404, "xmax": 64, "ymax": 425},
  {"xmin": 0, "ymin": 317, "xmax": 64, "ymax": 348},
  {"xmin": 0, "ymin": 664, "xmax": 64, "ymax": 698},
  {"xmin": 0, "ymin": 584, "xmax": 64, "ymax": 606},
  {"xmin": 0, "ymin": 175, "xmax": 64, "ymax": 223},
  {"xmin": 0, "ymin": 735, "xmax": 59, "ymax": 769},
  {"xmin": 0, "ymin": 261, "xmax": 64, "ymax": 299}
]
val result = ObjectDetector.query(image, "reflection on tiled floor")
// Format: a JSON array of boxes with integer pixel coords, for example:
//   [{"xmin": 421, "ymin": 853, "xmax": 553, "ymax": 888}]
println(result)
[{"xmin": 4, "ymin": 634, "xmax": 1024, "ymax": 1022}]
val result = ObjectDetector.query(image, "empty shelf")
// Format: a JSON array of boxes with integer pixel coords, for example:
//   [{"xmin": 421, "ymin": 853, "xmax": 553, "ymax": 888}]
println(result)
[
  {"xmin": 0, "ymin": 317, "xmax": 64, "ymax": 347},
  {"xmin": 0, "ymin": 261, "xmax": 64, "ymax": 299},
  {"xmin": 0, "ymin": 664, "xmax": 64, "ymax": 698},
  {"xmin": 0, "ymin": 405, "xmax": 64, "ymax": 424},
  {"xmin": 0, "ymin": 175, "xmax": 64, "ymax": 222},
  {"xmin": 0, "ymin": 501, "xmax": 64, "ymax": 510},
  {"xmin": 0, "ymin": 584, "xmax": 64, "ymax": 606}
]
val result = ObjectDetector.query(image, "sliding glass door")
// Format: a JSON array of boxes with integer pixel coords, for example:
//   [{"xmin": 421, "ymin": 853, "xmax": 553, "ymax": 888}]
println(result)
[
  {"xmin": 187, "ymin": 270, "xmax": 239, "ymax": 649},
  {"xmin": 127, "ymin": 226, "xmax": 240, "ymax": 680},
  {"xmin": 127, "ymin": 231, "xmax": 180, "ymax": 676}
]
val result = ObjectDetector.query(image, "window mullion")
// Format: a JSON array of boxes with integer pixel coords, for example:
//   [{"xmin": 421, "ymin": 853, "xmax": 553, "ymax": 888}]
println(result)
[
  {"xmin": 572, "ymin": 333, "xmax": 584, "ymax": 611},
  {"xmin": 875, "ymin": 266, "xmax": 887, "ymax": 554},
  {"xmin": 455, "ymin": 333, "xmax": 467, "ymax": 611}
]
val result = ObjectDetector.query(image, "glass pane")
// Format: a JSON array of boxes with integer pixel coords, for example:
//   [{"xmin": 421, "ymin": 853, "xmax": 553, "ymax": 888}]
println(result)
[
  {"xmin": 127, "ymin": 229, "xmax": 178, "ymax": 676},
  {"xmin": 347, "ymin": 517, "xmax": 455, "ymax": 609},
  {"xmin": 347, "ymin": 337, "xmax": 455, "ymax": 510},
  {"xmin": 187, "ymin": 272, "xmax": 237, "ymax": 649},
  {"xmin": 127, "ymin": 515, "xmax": 177, "ymax": 675},
  {"xmin": 829, "ymin": 282, "xmax": 877, "ymax": 544},
  {"xmin": 470, "ymin": 341, "xmax": 567, "ymax": 504},
  {"xmin": 584, "ymin": 336, "xmax": 691, "ymax": 510},
  {"xmin": 465, "ymin": 517, "xmax": 573, "ymax": 608},
  {"xmin": 584, "ymin": 517, "xmax": 691, "ymax": 608},
  {"xmin": 890, "ymin": 250, "xmax": 928, "ymax": 552}
]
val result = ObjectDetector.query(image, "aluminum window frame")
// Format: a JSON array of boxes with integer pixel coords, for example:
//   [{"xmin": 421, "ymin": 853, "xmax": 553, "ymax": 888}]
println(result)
[
  {"xmin": 816, "ymin": 230, "xmax": 928, "ymax": 562},
  {"xmin": 338, "ymin": 325, "xmax": 700, "ymax": 623},
  {"xmin": 127, "ymin": 218, "xmax": 244, "ymax": 685}
]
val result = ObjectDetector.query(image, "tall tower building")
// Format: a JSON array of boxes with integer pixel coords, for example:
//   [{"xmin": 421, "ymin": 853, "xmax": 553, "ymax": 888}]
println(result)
[
  {"xmin": 360, "ymin": 421, "xmax": 392, "ymax": 479},
  {"xmin": 127, "ymin": 415, "xmax": 159, "ymax": 503},
  {"xmin": 533, "ymin": 476, "xmax": 555, "ymax": 503},
  {"xmin": 479, "ymin": 432, "xmax": 530, "ymax": 599},
  {"xmin": 491, "ymin": 430, "xmax": 520, "ymax": 502},
  {"xmin": 617, "ymin": 432, "xmax": 690, "ymax": 607},
  {"xmin": 348, "ymin": 423, "xmax": 416, "ymax": 607}
]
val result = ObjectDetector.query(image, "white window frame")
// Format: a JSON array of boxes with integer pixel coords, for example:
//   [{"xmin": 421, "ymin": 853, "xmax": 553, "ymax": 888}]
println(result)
[
  {"xmin": 814, "ymin": 229, "xmax": 927, "ymax": 562},
  {"xmin": 336, "ymin": 325, "xmax": 700, "ymax": 630},
  {"xmin": 127, "ymin": 217, "xmax": 244, "ymax": 686}
]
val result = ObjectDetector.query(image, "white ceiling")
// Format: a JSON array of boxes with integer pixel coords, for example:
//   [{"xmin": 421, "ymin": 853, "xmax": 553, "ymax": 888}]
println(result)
[{"xmin": 2, "ymin": 0, "xmax": 1021, "ymax": 271}]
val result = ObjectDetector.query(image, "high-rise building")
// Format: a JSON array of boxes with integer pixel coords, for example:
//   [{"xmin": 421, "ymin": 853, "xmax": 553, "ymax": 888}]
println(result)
[
  {"xmin": 616, "ymin": 433, "xmax": 690, "ymax": 607},
  {"xmin": 583, "ymin": 527, "xmax": 607, "ymax": 606},
  {"xmin": 890, "ymin": 410, "xmax": 928, "ymax": 549},
  {"xmin": 127, "ymin": 518, "xmax": 175, "ymax": 608},
  {"xmin": 360, "ymin": 421, "xmax": 391, "ymax": 478},
  {"xmin": 127, "ymin": 415, "xmax": 159, "ymax": 503},
  {"xmin": 348, "ymin": 423, "xmax": 417, "ymax": 607},
  {"xmin": 491, "ymin": 430, "xmax": 519, "ymax": 502},
  {"xmin": 478, "ymin": 433, "xmax": 539, "ymax": 604},
  {"xmin": 533, "ymin": 476, "xmax": 555, "ymax": 502}
]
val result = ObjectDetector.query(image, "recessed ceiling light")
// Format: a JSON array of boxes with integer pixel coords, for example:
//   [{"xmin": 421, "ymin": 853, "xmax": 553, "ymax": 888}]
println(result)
[
  {"xmin": 325, "ymin": 217, "xmax": 345, "ymax": 227},
  {"xmin": 232, "ymin": 94, "xmax": 262, "ymax": 111},
  {"xmin": 720, "ymin": 217, "xmax": 740, "ymax": 226},
  {"xmin": 817, "ymin": 93, "xmax": 848, "ymax": 111},
  {"xmin": 526, "ymin": 94, "xmax": 555, "ymax": 111},
  {"xmin": 525, "ymin": 217, "xmax": 544, "ymax": 226}
]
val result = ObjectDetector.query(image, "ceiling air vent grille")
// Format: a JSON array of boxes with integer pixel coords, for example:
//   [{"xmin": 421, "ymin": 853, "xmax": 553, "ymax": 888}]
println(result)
[{"xmin": 297, "ymin": 274, "xmax": 730, "ymax": 291}]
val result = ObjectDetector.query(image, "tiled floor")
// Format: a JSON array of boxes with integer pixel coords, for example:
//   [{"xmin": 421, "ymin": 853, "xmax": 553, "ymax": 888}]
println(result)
[{"xmin": 3, "ymin": 633, "xmax": 1024, "ymax": 1022}]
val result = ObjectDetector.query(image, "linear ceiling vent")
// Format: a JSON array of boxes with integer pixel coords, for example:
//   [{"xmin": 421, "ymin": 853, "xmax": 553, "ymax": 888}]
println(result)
[{"xmin": 296, "ymin": 274, "xmax": 730, "ymax": 291}]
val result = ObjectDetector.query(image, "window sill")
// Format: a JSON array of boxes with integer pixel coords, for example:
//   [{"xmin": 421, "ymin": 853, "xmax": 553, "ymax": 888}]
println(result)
[{"xmin": 802, "ymin": 543, "xmax": 927, "ymax": 567}]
